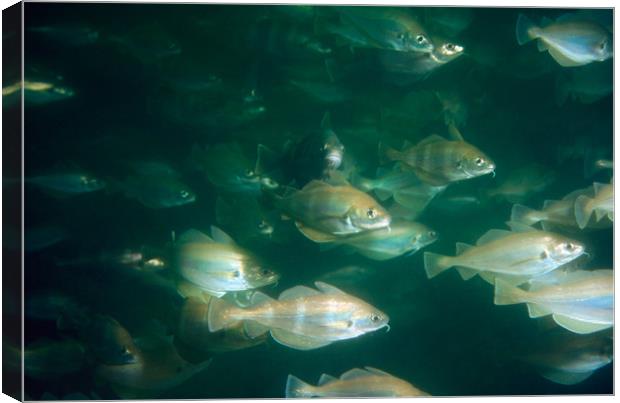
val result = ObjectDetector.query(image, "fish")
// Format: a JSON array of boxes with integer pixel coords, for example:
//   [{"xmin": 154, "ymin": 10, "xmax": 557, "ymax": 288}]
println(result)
[
  {"xmin": 250, "ymin": 18, "xmax": 332, "ymax": 59},
  {"xmin": 328, "ymin": 220, "xmax": 438, "ymax": 261},
  {"xmin": 423, "ymin": 7, "xmax": 474, "ymax": 37},
  {"xmin": 285, "ymin": 367, "xmax": 428, "ymax": 397},
  {"xmin": 175, "ymin": 226, "xmax": 279, "ymax": 297},
  {"xmin": 494, "ymin": 269, "xmax": 613, "ymax": 334},
  {"xmin": 55, "ymin": 246, "xmax": 168, "ymax": 272},
  {"xmin": 379, "ymin": 37, "xmax": 464, "ymax": 81},
  {"xmin": 95, "ymin": 334, "xmax": 212, "ymax": 399},
  {"xmin": 215, "ymin": 195, "xmax": 278, "ymax": 243},
  {"xmin": 4, "ymin": 339, "xmax": 87, "ymax": 380},
  {"xmin": 118, "ymin": 170, "xmax": 196, "ymax": 209},
  {"xmin": 555, "ymin": 60, "xmax": 612, "ymax": 105},
  {"xmin": 379, "ymin": 129, "xmax": 495, "ymax": 186},
  {"xmin": 516, "ymin": 13, "xmax": 612, "ymax": 67},
  {"xmin": 337, "ymin": 7, "xmax": 434, "ymax": 53},
  {"xmin": 271, "ymin": 180, "xmax": 391, "ymax": 242},
  {"xmin": 64, "ymin": 313, "xmax": 141, "ymax": 365},
  {"xmin": 424, "ymin": 221, "xmax": 585, "ymax": 284},
  {"xmin": 514, "ymin": 329, "xmax": 613, "ymax": 385},
  {"xmin": 284, "ymin": 112, "xmax": 345, "ymax": 185},
  {"xmin": 486, "ymin": 164, "xmax": 555, "ymax": 204},
  {"xmin": 190, "ymin": 142, "xmax": 278, "ymax": 194},
  {"xmin": 574, "ymin": 182, "xmax": 613, "ymax": 229},
  {"xmin": 352, "ymin": 165, "xmax": 422, "ymax": 202},
  {"xmin": 510, "ymin": 186, "xmax": 611, "ymax": 231},
  {"xmin": 27, "ymin": 24, "xmax": 100, "ymax": 46},
  {"xmin": 25, "ymin": 171, "xmax": 106, "ymax": 195},
  {"xmin": 207, "ymin": 281, "xmax": 389, "ymax": 350},
  {"xmin": 318, "ymin": 265, "xmax": 378, "ymax": 287},
  {"xmin": 176, "ymin": 297, "xmax": 268, "ymax": 354},
  {"xmin": 3, "ymin": 79, "xmax": 75, "ymax": 108}
]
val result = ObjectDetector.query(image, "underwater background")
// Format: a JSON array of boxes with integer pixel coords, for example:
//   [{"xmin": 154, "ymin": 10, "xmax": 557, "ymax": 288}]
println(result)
[{"xmin": 5, "ymin": 3, "xmax": 614, "ymax": 399}]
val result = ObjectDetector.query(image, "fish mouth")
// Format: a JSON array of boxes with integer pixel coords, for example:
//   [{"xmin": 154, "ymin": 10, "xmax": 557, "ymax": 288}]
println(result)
[{"xmin": 325, "ymin": 151, "xmax": 343, "ymax": 169}]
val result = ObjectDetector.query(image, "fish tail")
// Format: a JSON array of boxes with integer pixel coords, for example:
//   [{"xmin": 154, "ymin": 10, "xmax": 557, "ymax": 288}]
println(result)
[
  {"xmin": 574, "ymin": 195, "xmax": 593, "ymax": 229},
  {"xmin": 515, "ymin": 13, "xmax": 538, "ymax": 45},
  {"xmin": 285, "ymin": 374, "xmax": 315, "ymax": 398},
  {"xmin": 207, "ymin": 296, "xmax": 240, "ymax": 332},
  {"xmin": 350, "ymin": 172, "xmax": 374, "ymax": 192},
  {"xmin": 494, "ymin": 278, "xmax": 529, "ymax": 305},
  {"xmin": 510, "ymin": 204, "xmax": 543, "ymax": 226},
  {"xmin": 378, "ymin": 142, "xmax": 400, "ymax": 164},
  {"xmin": 423, "ymin": 252, "xmax": 452, "ymax": 279}
]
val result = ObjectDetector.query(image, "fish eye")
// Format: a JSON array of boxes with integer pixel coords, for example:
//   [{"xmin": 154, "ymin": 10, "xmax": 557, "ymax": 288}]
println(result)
[
  {"xmin": 456, "ymin": 161, "xmax": 463, "ymax": 169},
  {"xmin": 180, "ymin": 190, "xmax": 190, "ymax": 198},
  {"xmin": 475, "ymin": 157, "xmax": 484, "ymax": 166},
  {"xmin": 446, "ymin": 43, "xmax": 455, "ymax": 51},
  {"xmin": 397, "ymin": 33, "xmax": 405, "ymax": 40},
  {"xmin": 416, "ymin": 35, "xmax": 426, "ymax": 44},
  {"xmin": 366, "ymin": 208, "xmax": 377, "ymax": 219},
  {"xmin": 565, "ymin": 243, "xmax": 574, "ymax": 251},
  {"xmin": 244, "ymin": 169, "xmax": 254, "ymax": 177},
  {"xmin": 258, "ymin": 220, "xmax": 268, "ymax": 229},
  {"xmin": 429, "ymin": 231, "xmax": 437, "ymax": 238},
  {"xmin": 233, "ymin": 270, "xmax": 241, "ymax": 278},
  {"xmin": 370, "ymin": 314, "xmax": 381, "ymax": 323},
  {"xmin": 260, "ymin": 268, "xmax": 271, "ymax": 276}
]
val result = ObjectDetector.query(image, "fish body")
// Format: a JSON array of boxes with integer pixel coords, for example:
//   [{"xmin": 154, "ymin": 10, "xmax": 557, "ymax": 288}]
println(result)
[
  {"xmin": 495, "ymin": 269, "xmax": 613, "ymax": 334},
  {"xmin": 516, "ymin": 13, "xmax": 612, "ymax": 67},
  {"xmin": 207, "ymin": 281, "xmax": 388, "ymax": 350},
  {"xmin": 516, "ymin": 330, "xmax": 612, "ymax": 385},
  {"xmin": 286, "ymin": 367, "xmax": 427, "ymax": 397},
  {"xmin": 175, "ymin": 227, "xmax": 279, "ymax": 297},
  {"xmin": 380, "ymin": 38, "xmax": 464, "ymax": 80},
  {"xmin": 333, "ymin": 220, "xmax": 437, "ymax": 261},
  {"xmin": 380, "ymin": 134, "xmax": 495, "ymax": 186},
  {"xmin": 26, "ymin": 172, "xmax": 105, "ymax": 195},
  {"xmin": 424, "ymin": 224, "xmax": 585, "ymax": 282},
  {"xmin": 273, "ymin": 180, "xmax": 391, "ymax": 242},
  {"xmin": 574, "ymin": 182, "xmax": 613, "ymax": 229},
  {"xmin": 4, "ymin": 339, "xmax": 87, "ymax": 380},
  {"xmin": 352, "ymin": 165, "xmax": 421, "ymax": 200},
  {"xmin": 486, "ymin": 164, "xmax": 555, "ymax": 203},
  {"xmin": 121, "ymin": 173, "xmax": 195, "ymax": 209},
  {"xmin": 337, "ymin": 7, "xmax": 434, "ymax": 53}
]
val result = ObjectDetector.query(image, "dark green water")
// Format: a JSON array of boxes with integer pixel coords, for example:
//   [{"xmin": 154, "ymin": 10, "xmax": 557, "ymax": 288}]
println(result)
[{"xmin": 7, "ymin": 3, "xmax": 614, "ymax": 399}]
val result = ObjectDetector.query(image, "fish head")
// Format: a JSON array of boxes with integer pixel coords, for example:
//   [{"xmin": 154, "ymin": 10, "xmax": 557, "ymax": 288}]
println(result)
[
  {"xmin": 322, "ymin": 131, "xmax": 345, "ymax": 170},
  {"xmin": 348, "ymin": 200, "xmax": 391, "ymax": 231},
  {"xmin": 175, "ymin": 186, "xmax": 197, "ymax": 206},
  {"xmin": 457, "ymin": 147, "xmax": 495, "ymax": 179},
  {"xmin": 256, "ymin": 218, "xmax": 275, "ymax": 237},
  {"xmin": 594, "ymin": 35, "xmax": 613, "ymax": 61},
  {"xmin": 547, "ymin": 237, "xmax": 585, "ymax": 265},
  {"xmin": 242, "ymin": 262, "xmax": 280, "ymax": 288},
  {"xmin": 434, "ymin": 41, "xmax": 465, "ymax": 63},
  {"xmin": 351, "ymin": 305, "xmax": 390, "ymax": 333},
  {"xmin": 79, "ymin": 174, "xmax": 106, "ymax": 191},
  {"xmin": 399, "ymin": 30, "xmax": 434, "ymax": 53},
  {"xmin": 414, "ymin": 227, "xmax": 438, "ymax": 249}
]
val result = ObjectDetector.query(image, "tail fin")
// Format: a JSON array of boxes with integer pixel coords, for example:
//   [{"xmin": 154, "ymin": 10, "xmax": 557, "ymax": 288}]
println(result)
[
  {"xmin": 285, "ymin": 374, "xmax": 314, "ymax": 398},
  {"xmin": 494, "ymin": 279, "xmax": 529, "ymax": 305},
  {"xmin": 207, "ymin": 297, "xmax": 239, "ymax": 332},
  {"xmin": 378, "ymin": 142, "xmax": 401, "ymax": 165},
  {"xmin": 574, "ymin": 195, "xmax": 593, "ymax": 229},
  {"xmin": 510, "ymin": 204, "xmax": 543, "ymax": 226},
  {"xmin": 423, "ymin": 252, "xmax": 452, "ymax": 279},
  {"xmin": 515, "ymin": 14, "xmax": 537, "ymax": 45}
]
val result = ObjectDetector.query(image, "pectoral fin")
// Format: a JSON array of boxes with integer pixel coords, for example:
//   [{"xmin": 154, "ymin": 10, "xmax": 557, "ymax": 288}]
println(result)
[
  {"xmin": 538, "ymin": 368, "xmax": 594, "ymax": 385},
  {"xmin": 552, "ymin": 314, "xmax": 612, "ymax": 334},
  {"xmin": 295, "ymin": 222, "xmax": 339, "ymax": 243}
]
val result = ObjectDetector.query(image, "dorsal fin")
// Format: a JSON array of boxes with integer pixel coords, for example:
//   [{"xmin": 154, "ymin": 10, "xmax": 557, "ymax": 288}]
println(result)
[
  {"xmin": 251, "ymin": 291, "xmax": 274, "ymax": 306},
  {"xmin": 210, "ymin": 226, "xmax": 236, "ymax": 245},
  {"xmin": 417, "ymin": 134, "xmax": 445, "ymax": 147},
  {"xmin": 315, "ymin": 281, "xmax": 347, "ymax": 295},
  {"xmin": 364, "ymin": 367, "xmax": 392, "ymax": 377},
  {"xmin": 340, "ymin": 368, "xmax": 370, "ymax": 380},
  {"xmin": 318, "ymin": 373, "xmax": 338, "ymax": 385},
  {"xmin": 279, "ymin": 285, "xmax": 321, "ymax": 300},
  {"xmin": 447, "ymin": 124, "xmax": 464, "ymax": 141},
  {"xmin": 456, "ymin": 242, "xmax": 474, "ymax": 254},
  {"xmin": 593, "ymin": 182, "xmax": 607, "ymax": 196},
  {"xmin": 476, "ymin": 229, "xmax": 512, "ymax": 245},
  {"xmin": 302, "ymin": 180, "xmax": 330, "ymax": 191},
  {"xmin": 506, "ymin": 221, "xmax": 537, "ymax": 233},
  {"xmin": 177, "ymin": 229, "xmax": 213, "ymax": 244},
  {"xmin": 324, "ymin": 170, "xmax": 350, "ymax": 187},
  {"xmin": 555, "ymin": 13, "xmax": 582, "ymax": 23}
]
